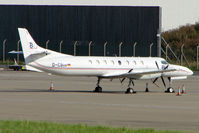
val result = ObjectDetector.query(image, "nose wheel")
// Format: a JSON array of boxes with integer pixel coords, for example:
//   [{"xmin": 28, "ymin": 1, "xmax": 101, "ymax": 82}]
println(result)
[
  {"xmin": 165, "ymin": 77, "xmax": 175, "ymax": 93},
  {"xmin": 165, "ymin": 87, "xmax": 175, "ymax": 93}
]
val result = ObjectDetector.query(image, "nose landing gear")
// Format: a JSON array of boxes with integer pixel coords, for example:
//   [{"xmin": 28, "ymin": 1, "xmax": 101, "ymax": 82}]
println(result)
[{"xmin": 165, "ymin": 77, "xmax": 175, "ymax": 93}]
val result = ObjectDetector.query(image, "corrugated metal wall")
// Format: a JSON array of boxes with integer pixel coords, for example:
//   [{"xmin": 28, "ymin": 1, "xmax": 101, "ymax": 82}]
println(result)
[{"xmin": 0, "ymin": 5, "xmax": 161, "ymax": 60}]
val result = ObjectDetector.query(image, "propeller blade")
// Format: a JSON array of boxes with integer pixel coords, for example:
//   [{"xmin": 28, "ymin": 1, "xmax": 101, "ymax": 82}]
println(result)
[
  {"xmin": 128, "ymin": 69, "xmax": 133, "ymax": 73},
  {"xmin": 161, "ymin": 76, "xmax": 166, "ymax": 88},
  {"xmin": 153, "ymin": 77, "xmax": 158, "ymax": 83},
  {"xmin": 168, "ymin": 77, "xmax": 171, "ymax": 82},
  {"xmin": 164, "ymin": 65, "xmax": 169, "ymax": 70},
  {"xmin": 120, "ymin": 78, "xmax": 126, "ymax": 83},
  {"xmin": 132, "ymin": 80, "xmax": 135, "ymax": 86},
  {"xmin": 153, "ymin": 82, "xmax": 160, "ymax": 88},
  {"xmin": 155, "ymin": 61, "xmax": 160, "ymax": 70},
  {"xmin": 152, "ymin": 78, "xmax": 160, "ymax": 88}
]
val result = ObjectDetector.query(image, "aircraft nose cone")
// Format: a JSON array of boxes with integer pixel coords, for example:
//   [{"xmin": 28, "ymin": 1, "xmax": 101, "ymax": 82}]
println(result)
[
  {"xmin": 188, "ymin": 68, "xmax": 193, "ymax": 75},
  {"xmin": 184, "ymin": 67, "xmax": 193, "ymax": 75},
  {"xmin": 181, "ymin": 66, "xmax": 193, "ymax": 76}
]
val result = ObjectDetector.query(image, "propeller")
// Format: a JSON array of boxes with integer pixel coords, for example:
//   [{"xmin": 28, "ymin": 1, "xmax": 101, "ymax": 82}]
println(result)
[{"xmin": 153, "ymin": 61, "xmax": 169, "ymax": 88}]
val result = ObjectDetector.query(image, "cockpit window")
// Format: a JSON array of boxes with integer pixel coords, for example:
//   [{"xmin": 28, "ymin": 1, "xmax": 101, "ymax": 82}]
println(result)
[
  {"xmin": 161, "ymin": 60, "xmax": 168, "ymax": 64},
  {"xmin": 118, "ymin": 60, "xmax": 122, "ymax": 65}
]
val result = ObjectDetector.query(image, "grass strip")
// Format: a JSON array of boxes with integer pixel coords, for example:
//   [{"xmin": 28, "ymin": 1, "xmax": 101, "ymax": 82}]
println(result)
[{"xmin": 0, "ymin": 120, "xmax": 190, "ymax": 133}]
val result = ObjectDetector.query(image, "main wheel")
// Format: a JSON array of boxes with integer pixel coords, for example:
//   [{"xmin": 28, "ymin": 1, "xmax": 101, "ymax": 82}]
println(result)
[
  {"xmin": 125, "ymin": 88, "xmax": 136, "ymax": 94},
  {"xmin": 94, "ymin": 86, "xmax": 102, "ymax": 92}
]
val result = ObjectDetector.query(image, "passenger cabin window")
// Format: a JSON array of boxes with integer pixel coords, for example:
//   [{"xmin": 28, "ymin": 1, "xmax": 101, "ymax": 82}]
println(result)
[
  {"xmin": 126, "ymin": 60, "xmax": 130, "ymax": 65},
  {"xmin": 161, "ymin": 60, "xmax": 168, "ymax": 64},
  {"xmin": 111, "ymin": 60, "xmax": 115, "ymax": 65},
  {"xmin": 89, "ymin": 60, "xmax": 92, "ymax": 64},
  {"xmin": 96, "ymin": 60, "xmax": 100, "ymax": 64},
  {"xmin": 103, "ymin": 60, "xmax": 107, "ymax": 64},
  {"xmin": 118, "ymin": 60, "xmax": 122, "ymax": 65},
  {"xmin": 140, "ymin": 61, "xmax": 144, "ymax": 65},
  {"xmin": 133, "ymin": 61, "xmax": 137, "ymax": 65}
]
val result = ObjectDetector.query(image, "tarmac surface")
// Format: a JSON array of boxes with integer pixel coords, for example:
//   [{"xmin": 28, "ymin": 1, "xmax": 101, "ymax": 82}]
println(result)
[{"xmin": 0, "ymin": 71, "xmax": 199, "ymax": 132}]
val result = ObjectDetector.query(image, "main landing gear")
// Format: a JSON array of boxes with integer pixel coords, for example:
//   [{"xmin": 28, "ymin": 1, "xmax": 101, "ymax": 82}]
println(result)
[
  {"xmin": 125, "ymin": 78, "xmax": 136, "ymax": 94},
  {"xmin": 94, "ymin": 77, "xmax": 102, "ymax": 92}
]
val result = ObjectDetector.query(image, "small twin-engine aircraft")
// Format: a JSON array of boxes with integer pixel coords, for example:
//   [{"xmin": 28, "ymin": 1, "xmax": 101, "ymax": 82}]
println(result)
[{"xmin": 18, "ymin": 28, "xmax": 193, "ymax": 93}]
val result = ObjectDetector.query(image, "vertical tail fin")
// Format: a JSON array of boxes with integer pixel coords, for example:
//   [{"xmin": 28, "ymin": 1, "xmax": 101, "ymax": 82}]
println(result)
[{"xmin": 18, "ymin": 28, "xmax": 45, "ymax": 64}]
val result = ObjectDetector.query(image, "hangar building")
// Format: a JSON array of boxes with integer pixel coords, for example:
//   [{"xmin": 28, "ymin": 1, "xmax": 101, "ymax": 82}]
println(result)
[{"xmin": 0, "ymin": 4, "xmax": 161, "ymax": 61}]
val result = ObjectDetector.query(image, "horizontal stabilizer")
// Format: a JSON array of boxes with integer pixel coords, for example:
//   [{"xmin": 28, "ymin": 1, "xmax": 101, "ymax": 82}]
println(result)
[{"xmin": 31, "ymin": 51, "xmax": 50, "ymax": 56}]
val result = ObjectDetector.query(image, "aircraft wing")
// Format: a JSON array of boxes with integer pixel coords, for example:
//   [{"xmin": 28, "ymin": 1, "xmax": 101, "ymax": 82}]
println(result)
[{"xmin": 102, "ymin": 69, "xmax": 176, "ymax": 79}]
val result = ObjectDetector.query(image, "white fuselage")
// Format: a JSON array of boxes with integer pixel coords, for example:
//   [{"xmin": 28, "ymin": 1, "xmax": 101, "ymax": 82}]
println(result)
[
  {"xmin": 28, "ymin": 53, "xmax": 193, "ymax": 80},
  {"xmin": 17, "ymin": 28, "xmax": 193, "ymax": 81}
]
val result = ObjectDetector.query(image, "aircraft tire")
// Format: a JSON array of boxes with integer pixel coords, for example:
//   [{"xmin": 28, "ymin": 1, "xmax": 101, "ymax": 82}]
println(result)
[
  {"xmin": 125, "ymin": 88, "xmax": 136, "ymax": 94},
  {"xmin": 165, "ymin": 87, "xmax": 175, "ymax": 93},
  {"xmin": 94, "ymin": 86, "xmax": 102, "ymax": 92}
]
